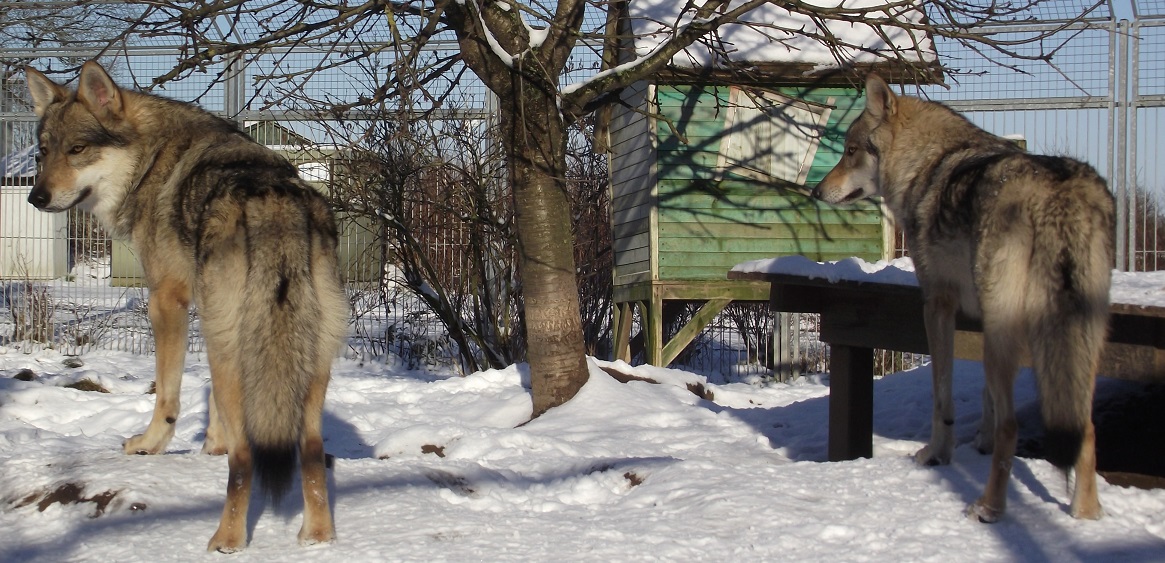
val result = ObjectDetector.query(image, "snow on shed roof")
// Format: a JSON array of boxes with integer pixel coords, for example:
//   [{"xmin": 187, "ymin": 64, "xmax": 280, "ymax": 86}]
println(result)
[{"xmin": 628, "ymin": 0, "xmax": 937, "ymax": 76}]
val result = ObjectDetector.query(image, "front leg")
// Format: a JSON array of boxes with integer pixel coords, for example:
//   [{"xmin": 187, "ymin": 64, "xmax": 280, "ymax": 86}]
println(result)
[
  {"xmin": 914, "ymin": 289, "xmax": 958, "ymax": 466},
  {"xmin": 124, "ymin": 279, "xmax": 191, "ymax": 455}
]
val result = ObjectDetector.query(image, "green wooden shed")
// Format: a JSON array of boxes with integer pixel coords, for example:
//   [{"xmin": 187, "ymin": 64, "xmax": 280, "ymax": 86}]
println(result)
[{"xmin": 608, "ymin": 1, "xmax": 939, "ymax": 366}]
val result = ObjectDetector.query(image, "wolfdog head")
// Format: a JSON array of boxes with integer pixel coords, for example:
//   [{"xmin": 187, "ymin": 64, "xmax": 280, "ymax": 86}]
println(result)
[
  {"xmin": 24, "ymin": 61, "xmax": 139, "ymax": 221},
  {"xmin": 812, "ymin": 74, "xmax": 898, "ymax": 205}
]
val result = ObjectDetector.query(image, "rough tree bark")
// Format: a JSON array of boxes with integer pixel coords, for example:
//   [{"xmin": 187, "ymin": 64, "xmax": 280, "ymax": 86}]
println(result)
[{"xmin": 450, "ymin": 0, "xmax": 591, "ymax": 417}]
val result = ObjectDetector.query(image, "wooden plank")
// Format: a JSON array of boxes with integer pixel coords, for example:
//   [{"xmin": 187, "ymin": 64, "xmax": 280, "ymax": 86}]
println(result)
[
  {"xmin": 666, "ymin": 249, "xmax": 880, "ymax": 271},
  {"xmin": 654, "ymin": 105, "xmax": 732, "ymax": 123},
  {"xmin": 612, "ymin": 281, "xmax": 655, "ymax": 303},
  {"xmin": 612, "ymin": 182, "xmax": 655, "ymax": 210},
  {"xmin": 645, "ymin": 299, "xmax": 663, "ymax": 366},
  {"xmin": 614, "ymin": 302, "xmax": 634, "ymax": 363},
  {"xmin": 610, "ymin": 159, "xmax": 653, "ymax": 193},
  {"xmin": 656, "ymin": 280, "xmax": 770, "ymax": 301},
  {"xmin": 610, "ymin": 149, "xmax": 650, "ymax": 172},
  {"xmin": 614, "ymin": 247, "xmax": 649, "ymax": 268},
  {"xmin": 614, "ymin": 231, "xmax": 650, "ymax": 254},
  {"xmin": 612, "ymin": 200, "xmax": 653, "ymax": 225},
  {"xmin": 656, "ymin": 85, "xmax": 730, "ymax": 107},
  {"xmin": 660, "ymin": 225, "xmax": 882, "ymax": 241},
  {"xmin": 658, "ymin": 221, "xmax": 882, "ymax": 241},
  {"xmin": 661, "ymin": 244, "xmax": 884, "ymax": 268},
  {"xmin": 658, "ymin": 205, "xmax": 881, "ymax": 225},
  {"xmin": 658, "ymin": 126, "xmax": 726, "ymax": 147},
  {"xmin": 820, "ymin": 305, "xmax": 931, "ymax": 354},
  {"xmin": 613, "ymin": 217, "xmax": 650, "ymax": 240},
  {"xmin": 654, "ymin": 185, "xmax": 859, "ymax": 206},
  {"xmin": 769, "ymin": 282, "xmax": 829, "ymax": 313},
  {"xmin": 661, "ymin": 246, "xmax": 884, "ymax": 268},
  {"xmin": 614, "ymin": 271, "xmax": 652, "ymax": 287},
  {"xmin": 655, "ymin": 161, "xmax": 723, "ymax": 180},
  {"xmin": 613, "ymin": 280, "xmax": 770, "ymax": 303},
  {"xmin": 662, "ymin": 298, "xmax": 733, "ymax": 366},
  {"xmin": 953, "ymin": 314, "xmax": 1165, "ymax": 383},
  {"xmin": 659, "ymin": 229, "xmax": 883, "ymax": 251}
]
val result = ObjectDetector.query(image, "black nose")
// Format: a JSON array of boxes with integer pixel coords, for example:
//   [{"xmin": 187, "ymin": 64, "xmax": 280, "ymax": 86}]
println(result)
[
  {"xmin": 809, "ymin": 186, "xmax": 822, "ymax": 200},
  {"xmin": 27, "ymin": 187, "xmax": 51, "ymax": 209}
]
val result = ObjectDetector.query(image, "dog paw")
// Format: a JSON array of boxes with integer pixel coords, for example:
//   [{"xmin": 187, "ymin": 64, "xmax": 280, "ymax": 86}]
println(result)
[
  {"xmin": 297, "ymin": 526, "xmax": 336, "ymax": 547},
  {"xmin": 1071, "ymin": 502, "xmax": 1104, "ymax": 520},
  {"xmin": 913, "ymin": 445, "xmax": 951, "ymax": 467},
  {"xmin": 200, "ymin": 440, "xmax": 227, "ymax": 456},
  {"xmin": 122, "ymin": 435, "xmax": 163, "ymax": 455},
  {"xmin": 208, "ymin": 529, "xmax": 247, "ymax": 553},
  {"xmin": 972, "ymin": 432, "xmax": 994, "ymax": 455},
  {"xmin": 967, "ymin": 499, "xmax": 1003, "ymax": 523}
]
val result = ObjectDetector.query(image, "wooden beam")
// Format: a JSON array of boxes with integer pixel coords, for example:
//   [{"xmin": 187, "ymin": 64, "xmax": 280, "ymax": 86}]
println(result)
[
  {"xmin": 661, "ymin": 298, "xmax": 732, "ymax": 366},
  {"xmin": 613, "ymin": 302, "xmax": 634, "ymax": 363},
  {"xmin": 643, "ymin": 300, "xmax": 663, "ymax": 366}
]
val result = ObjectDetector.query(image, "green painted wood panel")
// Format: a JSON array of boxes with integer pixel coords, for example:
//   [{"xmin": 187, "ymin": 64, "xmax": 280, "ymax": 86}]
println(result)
[
  {"xmin": 656, "ymin": 85, "xmax": 868, "ymax": 186},
  {"xmin": 638, "ymin": 84, "xmax": 882, "ymax": 282},
  {"xmin": 659, "ymin": 220, "xmax": 880, "ymax": 241},
  {"xmin": 660, "ymin": 250, "xmax": 882, "ymax": 280},
  {"xmin": 608, "ymin": 85, "xmax": 882, "ymax": 285}
]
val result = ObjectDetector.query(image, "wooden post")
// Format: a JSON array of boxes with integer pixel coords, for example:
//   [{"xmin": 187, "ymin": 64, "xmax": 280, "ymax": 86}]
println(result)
[
  {"xmin": 828, "ymin": 344, "xmax": 874, "ymax": 461},
  {"xmin": 644, "ymin": 299, "xmax": 662, "ymax": 366},
  {"xmin": 613, "ymin": 302, "xmax": 634, "ymax": 362}
]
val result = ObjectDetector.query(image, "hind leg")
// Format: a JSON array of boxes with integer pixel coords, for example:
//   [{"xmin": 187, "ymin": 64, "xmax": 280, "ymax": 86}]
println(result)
[
  {"xmin": 198, "ymin": 263, "xmax": 254, "ymax": 551},
  {"xmin": 205, "ymin": 351, "xmax": 253, "ymax": 552},
  {"xmin": 915, "ymin": 290, "xmax": 958, "ymax": 466},
  {"xmin": 298, "ymin": 362, "xmax": 335, "ymax": 546},
  {"xmin": 1071, "ymin": 418, "xmax": 1102, "ymax": 519},
  {"xmin": 299, "ymin": 265, "xmax": 346, "ymax": 546},
  {"xmin": 969, "ymin": 325, "xmax": 1020, "ymax": 523}
]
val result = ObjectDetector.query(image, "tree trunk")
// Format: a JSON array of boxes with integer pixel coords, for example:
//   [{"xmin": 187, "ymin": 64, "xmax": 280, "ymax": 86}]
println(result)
[{"xmin": 499, "ymin": 77, "xmax": 590, "ymax": 418}]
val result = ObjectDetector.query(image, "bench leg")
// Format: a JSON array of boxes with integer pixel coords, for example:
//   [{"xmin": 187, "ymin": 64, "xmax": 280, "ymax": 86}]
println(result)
[{"xmin": 828, "ymin": 344, "xmax": 874, "ymax": 461}]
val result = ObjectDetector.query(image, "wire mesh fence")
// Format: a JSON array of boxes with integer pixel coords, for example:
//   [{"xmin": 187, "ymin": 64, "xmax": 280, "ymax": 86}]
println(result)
[{"xmin": 1, "ymin": 1, "xmax": 1161, "ymax": 381}]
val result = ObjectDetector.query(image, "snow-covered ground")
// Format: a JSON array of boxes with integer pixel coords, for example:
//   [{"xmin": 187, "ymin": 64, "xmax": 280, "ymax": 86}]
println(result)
[{"xmin": 1, "ymin": 348, "xmax": 1162, "ymax": 562}]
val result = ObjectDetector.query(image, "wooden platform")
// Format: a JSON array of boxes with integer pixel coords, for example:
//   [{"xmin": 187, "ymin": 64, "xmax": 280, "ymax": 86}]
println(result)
[
  {"xmin": 728, "ymin": 269, "xmax": 1165, "ymax": 461},
  {"xmin": 612, "ymin": 280, "xmax": 770, "ymax": 366}
]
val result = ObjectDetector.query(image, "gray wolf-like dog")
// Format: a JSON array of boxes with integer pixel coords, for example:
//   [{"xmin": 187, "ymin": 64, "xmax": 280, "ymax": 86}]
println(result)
[
  {"xmin": 25, "ymin": 61, "xmax": 349, "ymax": 551},
  {"xmin": 813, "ymin": 74, "xmax": 1113, "ymax": 522}
]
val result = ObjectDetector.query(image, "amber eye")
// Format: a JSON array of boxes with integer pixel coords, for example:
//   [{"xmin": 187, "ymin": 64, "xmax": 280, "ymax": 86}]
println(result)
[
  {"xmin": 68, "ymin": 145, "xmax": 85, "ymax": 155},
  {"xmin": 846, "ymin": 145, "xmax": 857, "ymax": 157}
]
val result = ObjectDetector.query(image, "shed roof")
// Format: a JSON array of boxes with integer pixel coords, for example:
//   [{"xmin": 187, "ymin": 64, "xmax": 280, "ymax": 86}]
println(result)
[{"xmin": 627, "ymin": 0, "xmax": 939, "ymax": 83}]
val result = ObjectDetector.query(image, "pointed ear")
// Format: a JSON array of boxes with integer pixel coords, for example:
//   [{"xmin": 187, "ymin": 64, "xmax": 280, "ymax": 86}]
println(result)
[
  {"xmin": 863, "ymin": 74, "xmax": 897, "ymax": 122},
  {"xmin": 77, "ymin": 60, "xmax": 125, "ymax": 119},
  {"xmin": 24, "ymin": 66, "xmax": 67, "ymax": 118}
]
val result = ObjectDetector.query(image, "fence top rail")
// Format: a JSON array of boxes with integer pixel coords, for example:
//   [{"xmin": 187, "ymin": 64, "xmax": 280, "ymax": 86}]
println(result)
[
  {"xmin": 940, "ymin": 97, "xmax": 1116, "ymax": 110},
  {"xmin": 1133, "ymin": 0, "xmax": 1165, "ymax": 19}
]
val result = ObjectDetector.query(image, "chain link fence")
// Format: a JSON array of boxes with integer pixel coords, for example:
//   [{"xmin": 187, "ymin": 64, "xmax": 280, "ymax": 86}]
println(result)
[{"xmin": 1, "ymin": 1, "xmax": 1161, "ymax": 380}]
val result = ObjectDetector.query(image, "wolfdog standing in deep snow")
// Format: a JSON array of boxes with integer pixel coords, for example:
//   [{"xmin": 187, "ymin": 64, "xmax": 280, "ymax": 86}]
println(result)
[
  {"xmin": 813, "ymin": 74, "xmax": 1114, "ymax": 523},
  {"xmin": 25, "ymin": 60, "xmax": 349, "ymax": 551}
]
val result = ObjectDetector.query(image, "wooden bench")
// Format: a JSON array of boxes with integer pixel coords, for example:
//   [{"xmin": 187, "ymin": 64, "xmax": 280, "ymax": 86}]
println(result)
[{"xmin": 727, "ymin": 268, "xmax": 1165, "ymax": 462}]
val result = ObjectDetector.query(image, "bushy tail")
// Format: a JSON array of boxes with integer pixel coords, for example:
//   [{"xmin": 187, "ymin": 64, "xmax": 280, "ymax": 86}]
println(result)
[
  {"xmin": 237, "ymin": 205, "xmax": 326, "ymax": 502},
  {"xmin": 1028, "ymin": 178, "xmax": 1113, "ymax": 470}
]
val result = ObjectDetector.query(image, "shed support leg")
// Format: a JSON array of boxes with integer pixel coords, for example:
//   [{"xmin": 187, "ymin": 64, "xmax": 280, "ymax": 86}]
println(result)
[{"xmin": 828, "ymin": 344, "xmax": 874, "ymax": 461}]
